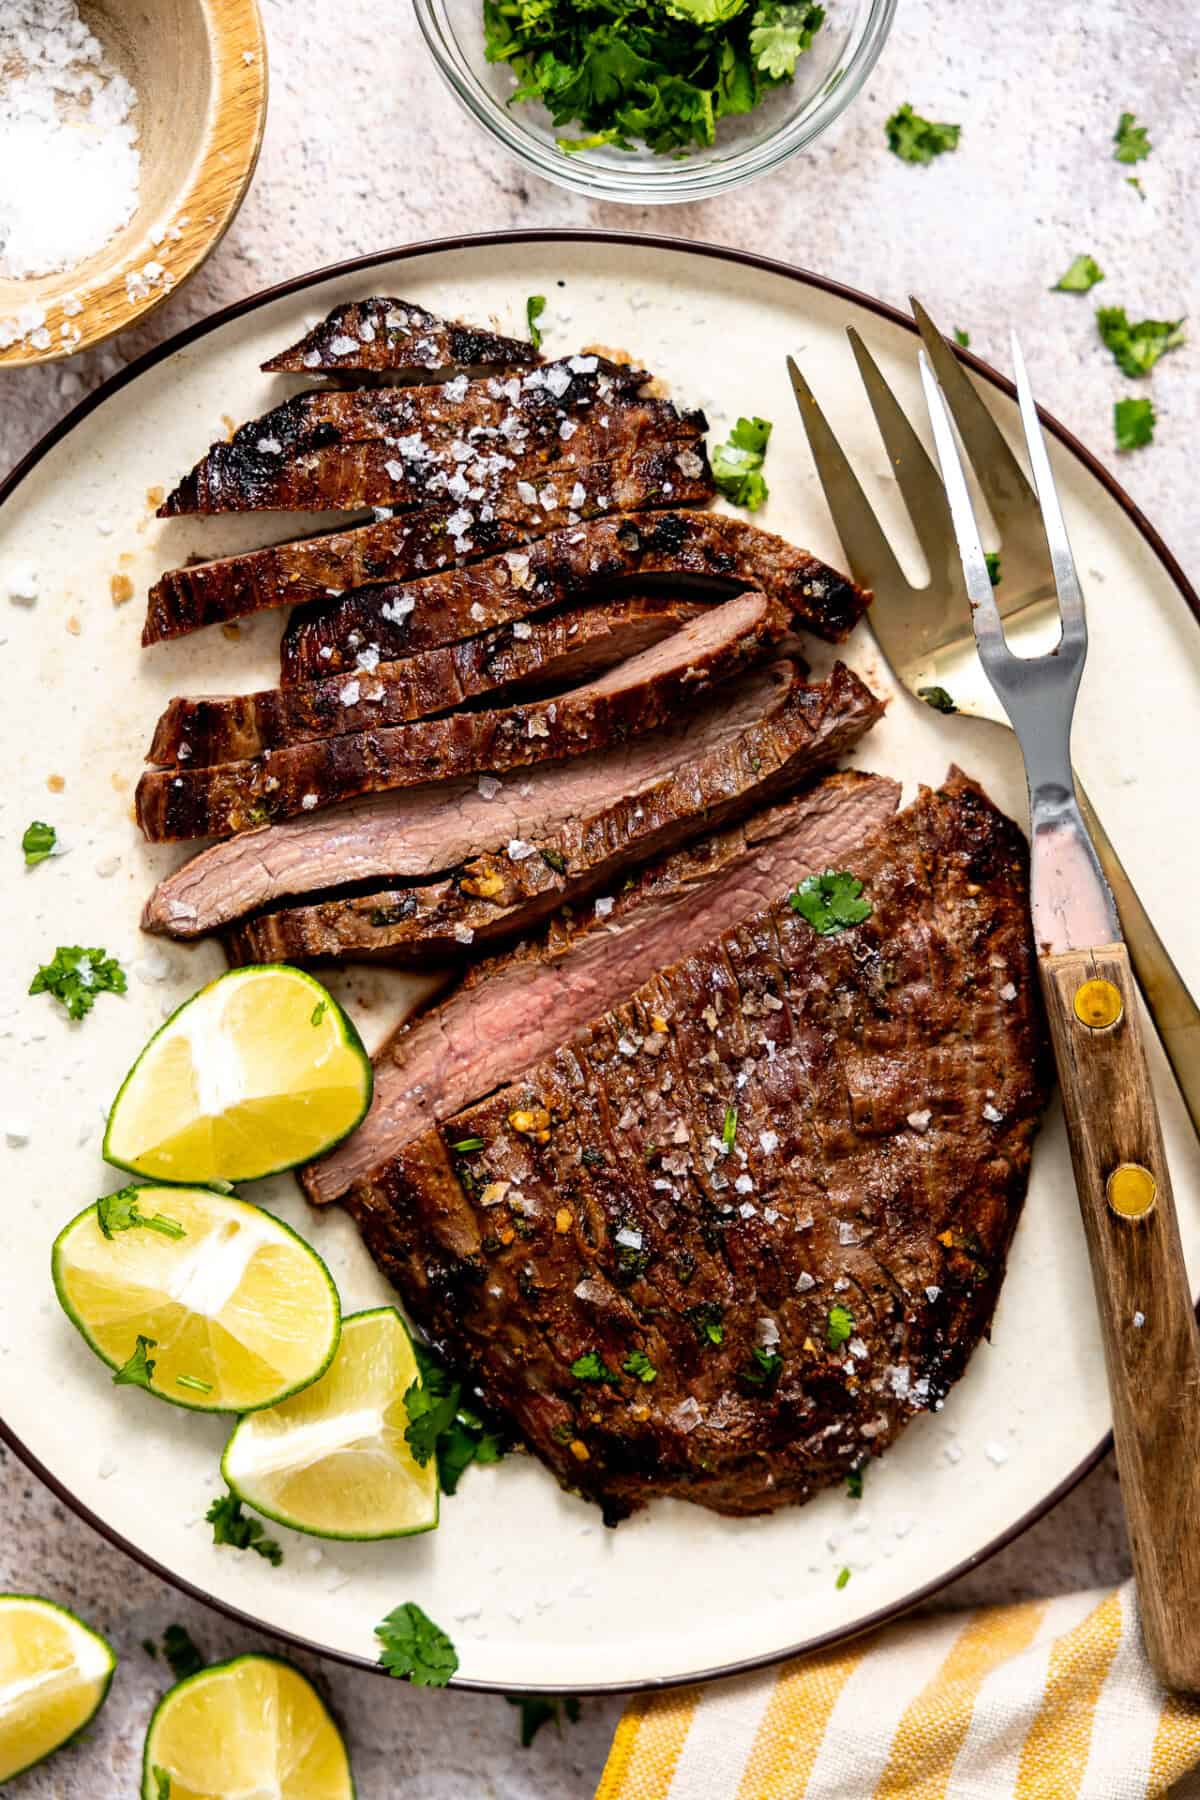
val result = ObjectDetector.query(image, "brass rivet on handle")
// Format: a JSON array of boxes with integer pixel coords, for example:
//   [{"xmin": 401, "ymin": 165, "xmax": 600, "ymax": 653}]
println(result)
[
  {"xmin": 1074, "ymin": 978, "xmax": 1123, "ymax": 1030},
  {"xmin": 1107, "ymin": 1163, "xmax": 1158, "ymax": 1219}
]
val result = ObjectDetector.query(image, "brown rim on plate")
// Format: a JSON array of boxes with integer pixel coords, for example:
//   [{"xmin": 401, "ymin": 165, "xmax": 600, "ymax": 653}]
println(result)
[{"xmin": 1, "ymin": 229, "xmax": 1195, "ymax": 1695}]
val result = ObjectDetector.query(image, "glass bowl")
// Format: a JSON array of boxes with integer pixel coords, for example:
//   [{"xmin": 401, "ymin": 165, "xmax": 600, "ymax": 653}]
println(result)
[{"xmin": 413, "ymin": 0, "xmax": 898, "ymax": 205}]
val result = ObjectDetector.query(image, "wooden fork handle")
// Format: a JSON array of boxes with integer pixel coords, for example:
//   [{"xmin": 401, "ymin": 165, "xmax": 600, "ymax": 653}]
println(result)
[{"xmin": 1040, "ymin": 941, "xmax": 1200, "ymax": 1691}]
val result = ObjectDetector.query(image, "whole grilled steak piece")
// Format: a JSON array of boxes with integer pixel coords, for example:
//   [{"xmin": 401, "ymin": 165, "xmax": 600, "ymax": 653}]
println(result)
[
  {"xmin": 147, "ymin": 595, "xmax": 705, "ymax": 768},
  {"xmin": 142, "ymin": 458, "xmax": 716, "ymax": 645},
  {"xmin": 224, "ymin": 661, "xmax": 884, "ymax": 967},
  {"xmin": 135, "ymin": 592, "xmax": 789, "ymax": 841},
  {"xmin": 142, "ymin": 661, "xmax": 880, "ymax": 939},
  {"xmin": 158, "ymin": 358, "xmax": 670, "ymax": 514},
  {"xmin": 262, "ymin": 297, "xmax": 540, "ymax": 377},
  {"xmin": 303, "ymin": 769, "xmax": 903, "ymax": 1205},
  {"xmin": 345, "ymin": 772, "xmax": 1051, "ymax": 1519},
  {"xmin": 280, "ymin": 510, "xmax": 870, "ymax": 681}
]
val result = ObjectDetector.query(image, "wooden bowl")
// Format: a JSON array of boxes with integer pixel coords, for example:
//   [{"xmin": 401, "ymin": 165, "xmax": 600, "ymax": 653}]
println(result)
[{"xmin": 0, "ymin": 0, "xmax": 267, "ymax": 368}]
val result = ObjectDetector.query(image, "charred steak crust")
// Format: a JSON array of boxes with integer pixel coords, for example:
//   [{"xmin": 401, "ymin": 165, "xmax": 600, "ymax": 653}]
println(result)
[
  {"xmin": 134, "ymin": 592, "xmax": 790, "ymax": 841},
  {"xmin": 142, "ymin": 459, "xmax": 716, "ymax": 645},
  {"xmin": 157, "ymin": 359, "xmax": 669, "ymax": 515},
  {"xmin": 223, "ymin": 661, "xmax": 885, "ymax": 967},
  {"xmin": 261, "ymin": 297, "xmax": 542, "ymax": 376},
  {"xmin": 342, "ymin": 772, "xmax": 1051, "ymax": 1520},
  {"xmin": 146, "ymin": 595, "xmax": 706, "ymax": 768},
  {"xmin": 280, "ymin": 510, "xmax": 871, "ymax": 681}
]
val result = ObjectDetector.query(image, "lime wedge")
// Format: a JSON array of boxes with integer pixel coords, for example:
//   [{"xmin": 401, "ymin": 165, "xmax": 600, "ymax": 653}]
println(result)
[
  {"xmin": 103, "ymin": 965, "xmax": 372, "ymax": 1184},
  {"xmin": 0, "ymin": 1595, "xmax": 115, "ymax": 1783},
  {"xmin": 142, "ymin": 1655, "xmax": 354, "ymax": 1800},
  {"xmin": 222, "ymin": 1308, "xmax": 438, "ymax": 1540},
  {"xmin": 53, "ymin": 1187, "xmax": 340, "ymax": 1412}
]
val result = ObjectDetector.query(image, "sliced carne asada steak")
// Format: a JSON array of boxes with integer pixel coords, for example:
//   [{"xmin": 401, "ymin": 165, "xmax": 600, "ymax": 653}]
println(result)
[
  {"xmin": 262, "ymin": 297, "xmax": 540, "ymax": 378},
  {"xmin": 142, "ymin": 455, "xmax": 716, "ymax": 645},
  {"xmin": 302, "ymin": 767, "xmax": 903, "ymax": 1206},
  {"xmin": 224, "ymin": 661, "xmax": 884, "ymax": 967},
  {"xmin": 280, "ymin": 510, "xmax": 870, "ymax": 681},
  {"xmin": 147, "ymin": 595, "xmax": 706, "ymax": 768},
  {"xmin": 142, "ymin": 660, "xmax": 881, "ymax": 939},
  {"xmin": 157, "ymin": 358, "xmax": 675, "ymax": 514},
  {"xmin": 343, "ymin": 771, "xmax": 1051, "ymax": 1519},
  {"xmin": 135, "ymin": 592, "xmax": 789, "ymax": 841}
]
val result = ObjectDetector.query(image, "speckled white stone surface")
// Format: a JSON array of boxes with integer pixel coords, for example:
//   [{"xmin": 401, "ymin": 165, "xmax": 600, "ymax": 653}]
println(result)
[{"xmin": 1, "ymin": 0, "xmax": 1196, "ymax": 1793}]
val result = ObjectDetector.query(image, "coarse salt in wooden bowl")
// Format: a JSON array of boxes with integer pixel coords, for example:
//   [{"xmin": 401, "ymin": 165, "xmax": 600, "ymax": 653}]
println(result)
[{"xmin": 0, "ymin": 0, "xmax": 267, "ymax": 368}]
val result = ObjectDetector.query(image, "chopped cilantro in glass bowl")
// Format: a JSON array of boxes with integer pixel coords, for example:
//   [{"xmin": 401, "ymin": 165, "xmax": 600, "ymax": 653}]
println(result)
[{"xmin": 413, "ymin": 0, "xmax": 896, "ymax": 203}]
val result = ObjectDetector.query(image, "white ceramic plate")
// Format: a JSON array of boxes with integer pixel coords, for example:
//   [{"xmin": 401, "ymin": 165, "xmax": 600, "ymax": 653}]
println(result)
[{"xmin": 2, "ymin": 233, "xmax": 1199, "ymax": 1694}]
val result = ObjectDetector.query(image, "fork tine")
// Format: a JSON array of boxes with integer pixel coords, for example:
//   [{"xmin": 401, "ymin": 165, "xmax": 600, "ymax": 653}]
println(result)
[
  {"xmin": 911, "ymin": 299, "xmax": 1043, "ymax": 542},
  {"xmin": 916, "ymin": 351, "xmax": 1007, "ymax": 665},
  {"xmin": 846, "ymin": 327, "xmax": 959, "ymax": 582},
  {"xmin": 785, "ymin": 355, "xmax": 911, "ymax": 600},
  {"xmin": 1009, "ymin": 331, "xmax": 1086, "ymax": 646}
]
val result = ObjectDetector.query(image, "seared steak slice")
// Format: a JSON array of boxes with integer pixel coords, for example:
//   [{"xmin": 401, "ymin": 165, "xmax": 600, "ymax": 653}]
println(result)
[
  {"xmin": 135, "ymin": 592, "xmax": 789, "ymax": 841},
  {"xmin": 345, "ymin": 772, "xmax": 1050, "ymax": 1519},
  {"xmin": 225, "ymin": 661, "xmax": 884, "ymax": 966},
  {"xmin": 262, "ymin": 297, "xmax": 540, "ymax": 377},
  {"xmin": 281, "ymin": 510, "xmax": 870, "ymax": 680},
  {"xmin": 303, "ymin": 768, "xmax": 903, "ymax": 1205},
  {"xmin": 143, "ymin": 455, "xmax": 715, "ymax": 644},
  {"xmin": 142, "ymin": 661, "xmax": 878, "ymax": 939},
  {"xmin": 147, "ymin": 595, "xmax": 705, "ymax": 768},
  {"xmin": 158, "ymin": 358, "xmax": 669, "ymax": 514}
]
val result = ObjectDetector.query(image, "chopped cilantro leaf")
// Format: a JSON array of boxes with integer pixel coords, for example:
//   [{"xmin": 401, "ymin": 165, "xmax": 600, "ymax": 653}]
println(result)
[
  {"xmin": 1052, "ymin": 254, "xmax": 1104, "ymax": 293},
  {"xmin": 985, "ymin": 551, "xmax": 1001, "ymax": 587},
  {"xmin": 917, "ymin": 685, "xmax": 957, "ymax": 715},
  {"xmin": 97, "ymin": 1186, "xmax": 185, "ymax": 1241},
  {"xmin": 30, "ymin": 944, "xmax": 126, "ymax": 1020},
  {"xmin": 406, "ymin": 1340, "xmax": 506, "ymax": 1494},
  {"xmin": 687, "ymin": 1302, "xmax": 724, "ymax": 1347},
  {"xmin": 790, "ymin": 869, "xmax": 872, "ymax": 935},
  {"xmin": 22, "ymin": 820, "xmax": 56, "ymax": 866},
  {"xmin": 738, "ymin": 1345, "xmax": 783, "ymax": 1390},
  {"xmin": 113, "ymin": 1335, "xmax": 157, "ymax": 1390},
  {"xmin": 376, "ymin": 1601, "xmax": 459, "ymax": 1686},
  {"xmin": 450, "ymin": 1136, "xmax": 485, "ymax": 1153},
  {"xmin": 1097, "ymin": 306, "xmax": 1185, "ymax": 378},
  {"xmin": 310, "ymin": 999, "xmax": 328, "ymax": 1027},
  {"xmin": 404, "ymin": 1371, "xmax": 460, "ymax": 1467},
  {"xmin": 1113, "ymin": 111, "xmax": 1151, "ymax": 164},
  {"xmin": 1115, "ymin": 396, "xmax": 1155, "ymax": 451},
  {"xmin": 205, "ymin": 1489, "xmax": 283, "ymax": 1565},
  {"xmin": 836, "ymin": 1565, "xmax": 851, "ymax": 1589},
  {"xmin": 506, "ymin": 1693, "xmax": 582, "ymax": 1747},
  {"xmin": 953, "ymin": 327, "xmax": 970, "ymax": 348},
  {"xmin": 846, "ymin": 1465, "xmax": 865, "ymax": 1500},
  {"xmin": 623, "ymin": 1349, "xmax": 658, "ymax": 1383},
  {"xmin": 711, "ymin": 415, "xmax": 772, "ymax": 510},
  {"xmin": 571, "ymin": 1350, "xmax": 621, "ymax": 1384},
  {"xmin": 885, "ymin": 103, "xmax": 960, "ymax": 164},
  {"xmin": 826, "ymin": 1304, "xmax": 854, "ymax": 1349},
  {"xmin": 526, "ymin": 295, "xmax": 547, "ymax": 348},
  {"xmin": 162, "ymin": 1624, "xmax": 204, "ymax": 1680},
  {"xmin": 722, "ymin": 1105, "xmax": 738, "ymax": 1151}
]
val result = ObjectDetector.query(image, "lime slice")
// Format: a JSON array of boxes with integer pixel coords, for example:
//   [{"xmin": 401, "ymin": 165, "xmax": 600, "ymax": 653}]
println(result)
[
  {"xmin": 103, "ymin": 965, "xmax": 372, "ymax": 1184},
  {"xmin": 52, "ymin": 1187, "xmax": 340, "ymax": 1412},
  {"xmin": 222, "ymin": 1308, "xmax": 438, "ymax": 1540},
  {"xmin": 0, "ymin": 1595, "xmax": 115, "ymax": 1783},
  {"xmin": 142, "ymin": 1655, "xmax": 354, "ymax": 1800}
]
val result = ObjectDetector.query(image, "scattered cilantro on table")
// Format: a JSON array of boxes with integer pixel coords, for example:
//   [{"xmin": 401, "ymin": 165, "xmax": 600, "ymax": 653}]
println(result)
[
  {"xmin": 1115, "ymin": 396, "xmax": 1155, "ymax": 451},
  {"xmin": 953, "ymin": 327, "xmax": 970, "ymax": 347},
  {"xmin": 1113, "ymin": 111, "xmax": 1151, "ymax": 163},
  {"xmin": 484, "ymin": 0, "xmax": 825, "ymax": 156},
  {"xmin": 21, "ymin": 821, "xmax": 56, "ymax": 865},
  {"xmin": 376, "ymin": 1602, "xmax": 459, "ymax": 1687},
  {"xmin": 205, "ymin": 1489, "xmax": 284, "ymax": 1566},
  {"xmin": 505, "ymin": 1693, "xmax": 582, "ymax": 1747},
  {"xmin": 404, "ymin": 1340, "xmax": 505, "ymax": 1494},
  {"xmin": 836, "ymin": 1565, "xmax": 851, "ymax": 1589},
  {"xmin": 1052, "ymin": 254, "xmax": 1105, "ymax": 293},
  {"xmin": 161, "ymin": 1624, "xmax": 205, "ymax": 1680},
  {"xmin": 885, "ymin": 103, "xmax": 960, "ymax": 164},
  {"xmin": 711, "ymin": 415, "xmax": 772, "ymax": 510},
  {"xmin": 1096, "ymin": 306, "xmax": 1185, "ymax": 377},
  {"xmin": 29, "ymin": 944, "xmax": 126, "ymax": 1020},
  {"xmin": 113, "ymin": 1335, "xmax": 157, "ymax": 1390},
  {"xmin": 790, "ymin": 870, "xmax": 872, "ymax": 935},
  {"xmin": 97, "ymin": 1186, "xmax": 186, "ymax": 1241},
  {"xmin": 526, "ymin": 294, "xmax": 546, "ymax": 348}
]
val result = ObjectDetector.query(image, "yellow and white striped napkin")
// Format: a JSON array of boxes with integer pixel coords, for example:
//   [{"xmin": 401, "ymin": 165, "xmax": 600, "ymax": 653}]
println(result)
[{"xmin": 597, "ymin": 1582, "xmax": 1200, "ymax": 1799}]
